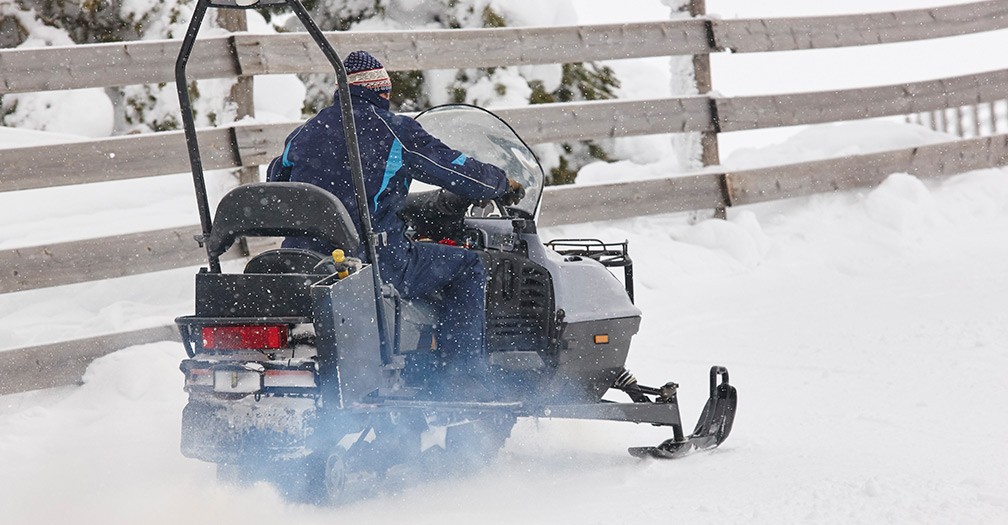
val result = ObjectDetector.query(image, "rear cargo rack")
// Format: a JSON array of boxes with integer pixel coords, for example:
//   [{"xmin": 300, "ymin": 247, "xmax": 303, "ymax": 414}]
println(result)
[{"xmin": 545, "ymin": 239, "xmax": 634, "ymax": 302}]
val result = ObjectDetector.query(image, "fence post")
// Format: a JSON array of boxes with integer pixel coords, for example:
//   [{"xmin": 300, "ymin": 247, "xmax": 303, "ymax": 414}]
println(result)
[
  {"xmin": 931, "ymin": 109, "xmax": 943, "ymax": 133},
  {"xmin": 690, "ymin": 0, "xmax": 719, "ymax": 168},
  {"xmin": 218, "ymin": 9, "xmax": 257, "ymax": 256},
  {"xmin": 688, "ymin": 0, "xmax": 725, "ymax": 218}
]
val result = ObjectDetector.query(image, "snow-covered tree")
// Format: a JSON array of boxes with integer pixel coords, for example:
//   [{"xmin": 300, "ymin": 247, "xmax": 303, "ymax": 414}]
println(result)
[{"xmin": 1, "ymin": 0, "xmax": 235, "ymax": 134}]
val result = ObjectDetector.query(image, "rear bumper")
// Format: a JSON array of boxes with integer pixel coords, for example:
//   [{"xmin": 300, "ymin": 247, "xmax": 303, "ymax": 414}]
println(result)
[
  {"xmin": 179, "ymin": 356, "xmax": 320, "ymax": 463},
  {"xmin": 181, "ymin": 395, "xmax": 317, "ymax": 463}
]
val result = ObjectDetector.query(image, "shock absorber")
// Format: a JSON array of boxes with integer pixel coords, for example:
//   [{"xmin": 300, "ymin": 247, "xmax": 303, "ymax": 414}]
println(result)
[
  {"xmin": 613, "ymin": 367, "xmax": 650, "ymax": 403},
  {"xmin": 613, "ymin": 368, "xmax": 638, "ymax": 390}
]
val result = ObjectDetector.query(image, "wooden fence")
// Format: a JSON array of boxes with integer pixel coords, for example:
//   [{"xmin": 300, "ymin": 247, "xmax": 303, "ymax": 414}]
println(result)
[
  {"xmin": 3, "ymin": 0, "xmax": 1008, "ymax": 394},
  {"xmin": 908, "ymin": 102, "xmax": 1006, "ymax": 138}
]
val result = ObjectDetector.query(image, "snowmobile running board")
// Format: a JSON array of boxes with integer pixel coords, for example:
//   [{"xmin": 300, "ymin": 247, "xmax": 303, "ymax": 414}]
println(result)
[{"xmin": 364, "ymin": 366, "xmax": 737, "ymax": 459}]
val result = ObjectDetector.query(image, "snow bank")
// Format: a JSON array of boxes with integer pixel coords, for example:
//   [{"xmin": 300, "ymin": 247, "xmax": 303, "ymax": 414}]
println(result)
[
  {"xmin": 2, "ymin": 89, "xmax": 114, "ymax": 138},
  {"xmin": 723, "ymin": 120, "xmax": 955, "ymax": 170},
  {"xmin": 675, "ymin": 210, "xmax": 771, "ymax": 268},
  {"xmin": 0, "ymin": 126, "xmax": 89, "ymax": 149},
  {"xmin": 863, "ymin": 173, "xmax": 944, "ymax": 233},
  {"xmin": 0, "ymin": 170, "xmax": 236, "ymax": 250}
]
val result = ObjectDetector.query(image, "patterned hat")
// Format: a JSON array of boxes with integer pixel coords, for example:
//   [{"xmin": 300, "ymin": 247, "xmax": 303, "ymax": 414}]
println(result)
[{"xmin": 343, "ymin": 50, "xmax": 392, "ymax": 95}]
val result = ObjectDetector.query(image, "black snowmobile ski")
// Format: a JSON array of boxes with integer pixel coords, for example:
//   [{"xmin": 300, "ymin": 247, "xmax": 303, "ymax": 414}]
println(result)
[{"xmin": 626, "ymin": 367, "xmax": 737, "ymax": 459}]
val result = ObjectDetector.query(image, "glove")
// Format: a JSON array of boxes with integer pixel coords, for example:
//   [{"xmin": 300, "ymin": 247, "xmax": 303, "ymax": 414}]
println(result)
[{"xmin": 498, "ymin": 177, "xmax": 526, "ymax": 207}]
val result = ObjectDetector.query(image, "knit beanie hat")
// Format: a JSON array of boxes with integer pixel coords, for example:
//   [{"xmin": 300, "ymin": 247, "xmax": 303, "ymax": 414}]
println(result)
[{"xmin": 343, "ymin": 50, "xmax": 392, "ymax": 95}]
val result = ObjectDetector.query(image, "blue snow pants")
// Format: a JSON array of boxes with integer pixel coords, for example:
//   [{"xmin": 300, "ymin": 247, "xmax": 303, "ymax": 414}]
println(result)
[{"xmin": 378, "ymin": 240, "xmax": 487, "ymax": 374}]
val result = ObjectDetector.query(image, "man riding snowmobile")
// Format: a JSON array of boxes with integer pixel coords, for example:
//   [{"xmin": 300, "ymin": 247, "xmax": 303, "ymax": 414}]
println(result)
[{"xmin": 266, "ymin": 50, "xmax": 525, "ymax": 399}]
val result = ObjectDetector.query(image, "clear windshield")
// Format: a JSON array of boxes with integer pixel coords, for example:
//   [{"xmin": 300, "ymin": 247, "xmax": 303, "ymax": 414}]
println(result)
[{"xmin": 415, "ymin": 105, "xmax": 544, "ymax": 220}]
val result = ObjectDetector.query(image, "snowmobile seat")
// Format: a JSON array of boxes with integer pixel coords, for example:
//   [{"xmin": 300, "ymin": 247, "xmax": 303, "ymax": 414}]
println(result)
[{"xmin": 205, "ymin": 182, "xmax": 360, "ymax": 261}]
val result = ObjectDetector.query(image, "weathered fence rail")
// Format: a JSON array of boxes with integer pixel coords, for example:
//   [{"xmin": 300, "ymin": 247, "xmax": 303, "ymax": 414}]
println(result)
[
  {"xmin": 3, "ymin": 1, "xmax": 1005, "ymax": 95},
  {"xmin": 3, "ymin": 0, "xmax": 1008, "ymax": 394},
  {"xmin": 714, "ymin": 1, "xmax": 1008, "ymax": 52}
]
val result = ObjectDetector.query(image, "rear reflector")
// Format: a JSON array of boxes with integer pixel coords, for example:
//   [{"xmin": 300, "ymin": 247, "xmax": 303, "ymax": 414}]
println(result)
[
  {"xmin": 186, "ymin": 369, "xmax": 212, "ymax": 387},
  {"xmin": 264, "ymin": 370, "xmax": 317, "ymax": 388},
  {"xmin": 202, "ymin": 325, "xmax": 289, "ymax": 350}
]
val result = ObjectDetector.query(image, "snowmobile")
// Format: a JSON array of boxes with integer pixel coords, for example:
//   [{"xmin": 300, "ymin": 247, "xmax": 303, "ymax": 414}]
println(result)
[{"xmin": 173, "ymin": 0, "xmax": 737, "ymax": 503}]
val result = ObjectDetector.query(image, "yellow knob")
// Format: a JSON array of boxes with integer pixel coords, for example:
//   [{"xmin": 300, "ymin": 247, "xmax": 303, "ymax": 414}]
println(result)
[{"xmin": 332, "ymin": 249, "xmax": 345, "ymax": 263}]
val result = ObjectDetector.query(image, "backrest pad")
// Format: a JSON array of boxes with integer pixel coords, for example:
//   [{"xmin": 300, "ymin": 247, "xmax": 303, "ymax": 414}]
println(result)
[{"xmin": 206, "ymin": 182, "xmax": 360, "ymax": 259}]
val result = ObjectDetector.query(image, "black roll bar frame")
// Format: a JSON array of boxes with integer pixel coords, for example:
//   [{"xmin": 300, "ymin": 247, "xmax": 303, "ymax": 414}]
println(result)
[{"xmin": 174, "ymin": 0, "xmax": 393, "ymax": 363}]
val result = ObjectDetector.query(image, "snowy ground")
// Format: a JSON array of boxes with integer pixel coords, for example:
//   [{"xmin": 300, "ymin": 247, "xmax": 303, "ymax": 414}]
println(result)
[
  {"xmin": 3, "ymin": 1, "xmax": 1008, "ymax": 523},
  {"xmin": 2, "ymin": 164, "xmax": 1006, "ymax": 524}
]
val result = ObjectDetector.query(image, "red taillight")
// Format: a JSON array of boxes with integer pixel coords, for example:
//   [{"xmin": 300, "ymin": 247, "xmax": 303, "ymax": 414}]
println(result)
[{"xmin": 201, "ymin": 325, "xmax": 289, "ymax": 350}]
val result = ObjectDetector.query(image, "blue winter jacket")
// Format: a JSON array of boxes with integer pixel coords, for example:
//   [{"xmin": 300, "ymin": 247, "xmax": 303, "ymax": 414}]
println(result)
[{"xmin": 267, "ymin": 85, "xmax": 509, "ymax": 262}]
